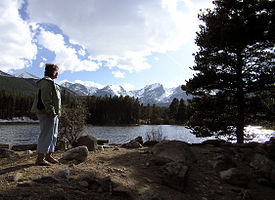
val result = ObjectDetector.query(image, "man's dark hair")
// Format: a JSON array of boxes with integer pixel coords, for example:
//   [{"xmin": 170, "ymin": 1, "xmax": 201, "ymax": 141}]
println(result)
[{"xmin": 44, "ymin": 63, "xmax": 59, "ymax": 77}]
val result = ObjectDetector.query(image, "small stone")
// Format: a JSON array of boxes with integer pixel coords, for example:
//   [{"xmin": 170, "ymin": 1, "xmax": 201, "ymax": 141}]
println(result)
[
  {"xmin": 24, "ymin": 150, "xmax": 33, "ymax": 155},
  {"xmin": 79, "ymin": 180, "xmax": 89, "ymax": 188},
  {"xmin": 17, "ymin": 181, "xmax": 32, "ymax": 187},
  {"xmin": 33, "ymin": 175, "xmax": 58, "ymax": 183},
  {"xmin": 53, "ymin": 169, "xmax": 70, "ymax": 180},
  {"xmin": 113, "ymin": 147, "xmax": 120, "ymax": 151},
  {"xmin": 98, "ymin": 145, "xmax": 104, "ymax": 151},
  {"xmin": 6, "ymin": 172, "xmax": 23, "ymax": 182}
]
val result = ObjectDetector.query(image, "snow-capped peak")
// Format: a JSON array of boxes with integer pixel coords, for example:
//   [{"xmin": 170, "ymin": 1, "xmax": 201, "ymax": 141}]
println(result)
[
  {"xmin": 0, "ymin": 70, "xmax": 13, "ymax": 77},
  {"xmin": 13, "ymin": 72, "xmax": 39, "ymax": 79}
]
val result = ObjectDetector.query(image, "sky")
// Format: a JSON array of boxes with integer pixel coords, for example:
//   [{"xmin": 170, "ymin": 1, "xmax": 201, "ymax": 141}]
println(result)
[{"xmin": 0, "ymin": 0, "xmax": 214, "ymax": 91}]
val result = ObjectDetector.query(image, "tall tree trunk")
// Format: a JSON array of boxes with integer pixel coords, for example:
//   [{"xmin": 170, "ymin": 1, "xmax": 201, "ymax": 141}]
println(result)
[{"xmin": 236, "ymin": 51, "xmax": 245, "ymax": 143}]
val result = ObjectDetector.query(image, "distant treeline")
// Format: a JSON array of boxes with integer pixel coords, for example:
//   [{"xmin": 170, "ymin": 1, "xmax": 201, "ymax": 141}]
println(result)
[{"xmin": 0, "ymin": 90, "xmax": 189, "ymax": 125}]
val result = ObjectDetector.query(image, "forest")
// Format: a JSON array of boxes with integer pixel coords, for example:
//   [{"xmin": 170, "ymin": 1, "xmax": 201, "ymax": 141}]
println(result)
[{"xmin": 0, "ymin": 89, "xmax": 189, "ymax": 126}]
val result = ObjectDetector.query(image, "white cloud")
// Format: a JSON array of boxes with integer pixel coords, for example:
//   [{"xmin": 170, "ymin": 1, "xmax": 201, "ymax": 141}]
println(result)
[
  {"xmin": 0, "ymin": 0, "xmax": 37, "ymax": 72},
  {"xmin": 112, "ymin": 70, "xmax": 125, "ymax": 78},
  {"xmin": 39, "ymin": 62, "xmax": 44, "ymax": 68},
  {"xmin": 37, "ymin": 29, "xmax": 100, "ymax": 72},
  {"xmin": 154, "ymin": 57, "xmax": 160, "ymax": 61},
  {"xmin": 164, "ymin": 76, "xmax": 186, "ymax": 88},
  {"xmin": 78, "ymin": 48, "xmax": 86, "ymax": 56},
  {"xmin": 27, "ymin": 0, "xmax": 213, "ymax": 73}
]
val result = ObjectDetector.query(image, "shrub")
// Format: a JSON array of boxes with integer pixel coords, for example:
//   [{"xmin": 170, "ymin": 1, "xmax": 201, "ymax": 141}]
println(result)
[
  {"xmin": 145, "ymin": 127, "xmax": 167, "ymax": 142},
  {"xmin": 58, "ymin": 99, "xmax": 88, "ymax": 145}
]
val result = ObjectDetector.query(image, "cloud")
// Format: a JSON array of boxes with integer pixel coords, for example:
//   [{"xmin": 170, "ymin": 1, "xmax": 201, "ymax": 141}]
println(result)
[
  {"xmin": 0, "ymin": 0, "xmax": 37, "ymax": 72},
  {"xmin": 27, "ymin": 0, "xmax": 213, "ymax": 73},
  {"xmin": 164, "ymin": 76, "xmax": 187, "ymax": 88},
  {"xmin": 112, "ymin": 70, "xmax": 125, "ymax": 78},
  {"xmin": 37, "ymin": 29, "xmax": 100, "ymax": 72}
]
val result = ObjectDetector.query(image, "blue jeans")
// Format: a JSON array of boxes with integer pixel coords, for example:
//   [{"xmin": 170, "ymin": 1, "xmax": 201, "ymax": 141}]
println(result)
[{"xmin": 37, "ymin": 114, "xmax": 59, "ymax": 154}]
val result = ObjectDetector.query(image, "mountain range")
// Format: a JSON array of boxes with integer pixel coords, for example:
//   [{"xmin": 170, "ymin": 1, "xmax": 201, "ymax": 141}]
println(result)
[
  {"xmin": 0, "ymin": 70, "xmax": 191, "ymax": 106},
  {"xmin": 60, "ymin": 82, "xmax": 191, "ymax": 106}
]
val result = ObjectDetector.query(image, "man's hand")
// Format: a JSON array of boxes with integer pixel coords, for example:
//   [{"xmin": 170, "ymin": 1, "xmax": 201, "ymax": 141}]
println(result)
[{"xmin": 50, "ymin": 113, "xmax": 57, "ymax": 118}]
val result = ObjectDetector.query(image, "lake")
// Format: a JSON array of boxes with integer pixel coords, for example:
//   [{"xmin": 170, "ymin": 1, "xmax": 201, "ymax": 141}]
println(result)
[{"xmin": 0, "ymin": 124, "xmax": 274, "ymax": 146}]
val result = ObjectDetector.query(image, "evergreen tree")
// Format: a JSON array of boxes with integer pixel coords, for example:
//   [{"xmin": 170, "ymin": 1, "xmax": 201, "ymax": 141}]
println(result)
[
  {"xmin": 169, "ymin": 98, "xmax": 179, "ymax": 121},
  {"xmin": 176, "ymin": 99, "xmax": 187, "ymax": 124},
  {"xmin": 184, "ymin": 0, "xmax": 275, "ymax": 143}
]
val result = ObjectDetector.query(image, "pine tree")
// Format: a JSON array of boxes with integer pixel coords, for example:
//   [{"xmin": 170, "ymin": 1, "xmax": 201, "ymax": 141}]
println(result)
[{"xmin": 184, "ymin": 0, "xmax": 275, "ymax": 143}]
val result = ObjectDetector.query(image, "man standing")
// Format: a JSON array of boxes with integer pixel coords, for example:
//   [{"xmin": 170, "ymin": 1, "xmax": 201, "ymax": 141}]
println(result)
[{"xmin": 31, "ymin": 64, "xmax": 61, "ymax": 166}]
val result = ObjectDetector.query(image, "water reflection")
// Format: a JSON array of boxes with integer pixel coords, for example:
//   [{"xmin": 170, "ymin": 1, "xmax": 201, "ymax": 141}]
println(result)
[{"xmin": 0, "ymin": 124, "xmax": 274, "ymax": 146}]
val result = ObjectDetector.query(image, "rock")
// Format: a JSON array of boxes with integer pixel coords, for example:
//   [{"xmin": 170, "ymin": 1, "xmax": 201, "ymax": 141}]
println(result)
[
  {"xmin": 211, "ymin": 154, "xmax": 236, "ymax": 171},
  {"xmin": 250, "ymin": 153, "xmax": 275, "ymax": 185},
  {"xmin": 161, "ymin": 161, "xmax": 189, "ymax": 192},
  {"xmin": 56, "ymin": 138, "xmax": 70, "ymax": 151},
  {"xmin": 48, "ymin": 193, "xmax": 67, "ymax": 200},
  {"xmin": 52, "ymin": 169, "xmax": 70, "ymax": 180},
  {"xmin": 112, "ymin": 185, "xmax": 134, "ymax": 199},
  {"xmin": 76, "ymin": 135, "xmax": 98, "ymax": 151},
  {"xmin": 79, "ymin": 180, "xmax": 89, "ymax": 188},
  {"xmin": 219, "ymin": 168, "xmax": 250, "ymax": 187},
  {"xmin": 151, "ymin": 141, "xmax": 196, "ymax": 165},
  {"xmin": 33, "ymin": 175, "xmax": 59, "ymax": 183},
  {"xmin": 263, "ymin": 137, "xmax": 275, "ymax": 161},
  {"xmin": 121, "ymin": 140, "xmax": 142, "ymax": 149},
  {"xmin": 11, "ymin": 144, "xmax": 37, "ymax": 151},
  {"xmin": 0, "ymin": 148, "xmax": 19, "ymax": 158},
  {"xmin": 143, "ymin": 140, "xmax": 159, "ymax": 147},
  {"xmin": 62, "ymin": 146, "xmax": 89, "ymax": 162},
  {"xmin": 17, "ymin": 181, "xmax": 32, "ymax": 187},
  {"xmin": 237, "ymin": 190, "xmax": 253, "ymax": 200},
  {"xmin": 98, "ymin": 145, "xmax": 104, "ymax": 151},
  {"xmin": 24, "ymin": 150, "xmax": 33, "ymax": 155},
  {"xmin": 87, "ymin": 176, "xmax": 113, "ymax": 194},
  {"xmin": 100, "ymin": 176, "xmax": 113, "ymax": 194},
  {"xmin": 134, "ymin": 136, "xmax": 143, "ymax": 145},
  {"xmin": 6, "ymin": 172, "xmax": 23, "ymax": 182},
  {"xmin": 201, "ymin": 139, "xmax": 228, "ymax": 147}
]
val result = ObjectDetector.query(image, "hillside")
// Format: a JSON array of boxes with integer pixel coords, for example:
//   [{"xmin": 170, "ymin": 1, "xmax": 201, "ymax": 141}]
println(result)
[
  {"xmin": 0, "ymin": 75, "xmax": 76, "ymax": 97},
  {"xmin": 0, "ymin": 76, "xmax": 37, "ymax": 96}
]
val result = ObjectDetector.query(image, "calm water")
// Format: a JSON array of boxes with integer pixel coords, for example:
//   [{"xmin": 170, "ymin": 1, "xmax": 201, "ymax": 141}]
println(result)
[{"xmin": 0, "ymin": 124, "xmax": 274, "ymax": 146}]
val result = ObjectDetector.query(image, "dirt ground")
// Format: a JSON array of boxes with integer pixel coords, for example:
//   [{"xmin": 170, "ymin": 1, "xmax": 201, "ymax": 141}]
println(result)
[{"xmin": 0, "ymin": 143, "xmax": 275, "ymax": 200}]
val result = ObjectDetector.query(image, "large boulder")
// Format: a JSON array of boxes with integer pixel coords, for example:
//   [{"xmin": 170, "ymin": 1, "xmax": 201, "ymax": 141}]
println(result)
[
  {"xmin": 62, "ymin": 146, "xmax": 89, "ymax": 162},
  {"xmin": 210, "ymin": 154, "xmax": 236, "ymax": 171},
  {"xmin": 151, "ymin": 141, "xmax": 196, "ymax": 165},
  {"xmin": 76, "ymin": 135, "xmax": 98, "ymax": 151},
  {"xmin": 121, "ymin": 136, "xmax": 144, "ymax": 149},
  {"xmin": 161, "ymin": 161, "xmax": 189, "ymax": 192},
  {"xmin": 121, "ymin": 140, "xmax": 142, "ymax": 149},
  {"xmin": 250, "ymin": 153, "xmax": 275, "ymax": 185},
  {"xmin": 219, "ymin": 168, "xmax": 250, "ymax": 187},
  {"xmin": 263, "ymin": 137, "xmax": 275, "ymax": 161}
]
